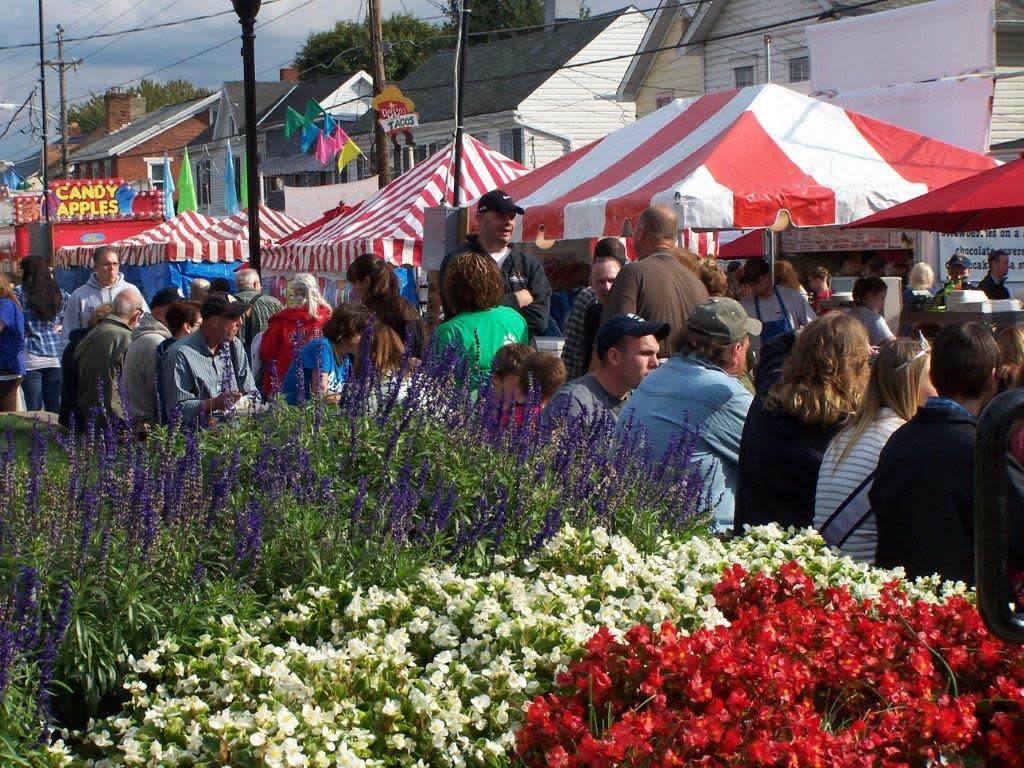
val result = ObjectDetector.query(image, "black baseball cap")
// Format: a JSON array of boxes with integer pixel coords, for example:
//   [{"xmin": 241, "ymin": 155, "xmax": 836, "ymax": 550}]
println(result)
[
  {"xmin": 739, "ymin": 258, "xmax": 772, "ymax": 284},
  {"xmin": 476, "ymin": 189, "xmax": 524, "ymax": 216},
  {"xmin": 687, "ymin": 297, "xmax": 762, "ymax": 343},
  {"xmin": 200, "ymin": 293, "xmax": 249, "ymax": 320},
  {"xmin": 150, "ymin": 287, "xmax": 182, "ymax": 309},
  {"xmin": 595, "ymin": 314, "xmax": 670, "ymax": 359}
]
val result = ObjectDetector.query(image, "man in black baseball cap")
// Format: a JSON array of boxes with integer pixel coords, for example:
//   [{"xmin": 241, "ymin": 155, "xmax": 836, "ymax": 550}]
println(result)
[
  {"xmin": 439, "ymin": 188, "xmax": 552, "ymax": 338},
  {"xmin": 161, "ymin": 293, "xmax": 256, "ymax": 426},
  {"xmin": 544, "ymin": 313, "xmax": 666, "ymax": 427},
  {"xmin": 618, "ymin": 297, "xmax": 759, "ymax": 529}
]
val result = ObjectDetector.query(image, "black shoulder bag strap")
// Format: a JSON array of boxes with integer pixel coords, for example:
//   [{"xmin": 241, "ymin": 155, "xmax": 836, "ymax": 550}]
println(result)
[{"xmin": 818, "ymin": 470, "xmax": 877, "ymax": 549}]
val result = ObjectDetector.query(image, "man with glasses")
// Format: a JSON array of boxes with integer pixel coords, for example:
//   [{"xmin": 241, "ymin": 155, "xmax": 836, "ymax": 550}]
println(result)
[
  {"xmin": 162, "ymin": 293, "xmax": 256, "ymax": 426},
  {"xmin": 63, "ymin": 246, "xmax": 148, "ymax": 341},
  {"xmin": 73, "ymin": 287, "xmax": 145, "ymax": 426}
]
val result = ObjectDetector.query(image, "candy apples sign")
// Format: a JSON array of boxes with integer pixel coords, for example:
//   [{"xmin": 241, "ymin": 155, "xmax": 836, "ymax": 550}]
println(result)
[
  {"xmin": 13, "ymin": 178, "xmax": 164, "ymax": 224},
  {"xmin": 373, "ymin": 85, "xmax": 418, "ymax": 139}
]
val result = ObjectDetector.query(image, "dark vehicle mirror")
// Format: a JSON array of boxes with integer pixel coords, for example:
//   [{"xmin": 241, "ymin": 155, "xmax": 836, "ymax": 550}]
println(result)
[{"xmin": 976, "ymin": 388, "xmax": 1024, "ymax": 643}]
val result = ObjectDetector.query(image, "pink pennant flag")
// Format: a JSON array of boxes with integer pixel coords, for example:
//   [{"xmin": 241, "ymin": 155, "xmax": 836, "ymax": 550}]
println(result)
[
  {"xmin": 331, "ymin": 125, "xmax": 352, "ymax": 149},
  {"xmin": 314, "ymin": 130, "xmax": 335, "ymax": 166}
]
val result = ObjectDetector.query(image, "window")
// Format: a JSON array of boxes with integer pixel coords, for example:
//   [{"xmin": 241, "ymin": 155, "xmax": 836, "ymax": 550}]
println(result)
[
  {"xmin": 102, "ymin": 159, "xmax": 112, "ymax": 178},
  {"xmin": 196, "ymin": 160, "xmax": 211, "ymax": 207},
  {"xmin": 734, "ymin": 66, "xmax": 755, "ymax": 88},
  {"xmin": 655, "ymin": 90, "xmax": 675, "ymax": 109},
  {"xmin": 147, "ymin": 160, "xmax": 165, "ymax": 190},
  {"xmin": 499, "ymin": 128, "xmax": 524, "ymax": 163},
  {"xmin": 789, "ymin": 56, "xmax": 810, "ymax": 83}
]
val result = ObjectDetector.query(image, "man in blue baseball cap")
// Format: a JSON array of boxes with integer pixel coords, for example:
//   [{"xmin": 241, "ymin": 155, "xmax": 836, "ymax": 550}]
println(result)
[
  {"xmin": 945, "ymin": 252, "xmax": 977, "ymax": 291},
  {"xmin": 544, "ymin": 313, "xmax": 666, "ymax": 426}
]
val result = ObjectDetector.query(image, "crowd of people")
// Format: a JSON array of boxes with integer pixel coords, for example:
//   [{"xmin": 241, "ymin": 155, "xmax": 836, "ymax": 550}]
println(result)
[{"xmin": 0, "ymin": 189, "xmax": 1021, "ymax": 588}]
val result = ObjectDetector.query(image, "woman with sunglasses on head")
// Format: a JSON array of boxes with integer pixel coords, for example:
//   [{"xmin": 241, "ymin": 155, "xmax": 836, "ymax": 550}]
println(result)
[{"xmin": 814, "ymin": 335, "xmax": 936, "ymax": 563}]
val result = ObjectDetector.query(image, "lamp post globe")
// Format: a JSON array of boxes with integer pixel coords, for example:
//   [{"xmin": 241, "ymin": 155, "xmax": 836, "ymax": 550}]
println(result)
[
  {"xmin": 231, "ymin": 0, "xmax": 261, "ymax": 21},
  {"xmin": 233, "ymin": 0, "xmax": 263, "ymax": 274}
]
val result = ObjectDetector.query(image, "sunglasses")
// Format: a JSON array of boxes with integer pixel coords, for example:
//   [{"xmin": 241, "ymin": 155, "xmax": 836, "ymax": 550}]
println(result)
[{"xmin": 894, "ymin": 332, "xmax": 930, "ymax": 372}]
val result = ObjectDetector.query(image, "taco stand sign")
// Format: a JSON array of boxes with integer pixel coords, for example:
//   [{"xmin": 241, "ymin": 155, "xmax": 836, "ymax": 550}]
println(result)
[{"xmin": 374, "ymin": 85, "xmax": 419, "ymax": 137}]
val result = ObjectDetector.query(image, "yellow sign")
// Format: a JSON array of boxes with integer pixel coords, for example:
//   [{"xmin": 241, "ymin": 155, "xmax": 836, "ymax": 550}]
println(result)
[
  {"xmin": 372, "ymin": 85, "xmax": 419, "ymax": 137},
  {"xmin": 52, "ymin": 180, "xmax": 122, "ymax": 218}
]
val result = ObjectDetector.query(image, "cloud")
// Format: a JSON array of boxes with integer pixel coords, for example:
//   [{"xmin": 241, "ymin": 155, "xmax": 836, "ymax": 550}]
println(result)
[{"xmin": 2, "ymin": 0, "xmax": 630, "ymax": 159}]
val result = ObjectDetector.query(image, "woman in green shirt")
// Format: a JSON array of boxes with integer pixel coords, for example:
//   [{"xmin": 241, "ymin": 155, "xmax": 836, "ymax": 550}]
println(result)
[{"xmin": 432, "ymin": 250, "xmax": 528, "ymax": 387}]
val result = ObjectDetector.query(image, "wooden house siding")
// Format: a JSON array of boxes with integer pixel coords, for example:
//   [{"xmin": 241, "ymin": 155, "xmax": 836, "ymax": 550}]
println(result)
[{"xmin": 632, "ymin": 13, "xmax": 704, "ymax": 118}]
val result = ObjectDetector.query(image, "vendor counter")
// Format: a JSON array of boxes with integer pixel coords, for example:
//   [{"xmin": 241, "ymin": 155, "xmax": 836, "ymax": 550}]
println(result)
[{"xmin": 897, "ymin": 309, "xmax": 1024, "ymax": 336}]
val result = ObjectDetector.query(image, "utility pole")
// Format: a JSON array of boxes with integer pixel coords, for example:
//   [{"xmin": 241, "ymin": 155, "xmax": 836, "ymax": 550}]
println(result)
[
  {"xmin": 763, "ymin": 34, "xmax": 772, "ymax": 84},
  {"xmin": 451, "ymin": 1, "xmax": 470, "ymax": 207},
  {"xmin": 37, "ymin": 0, "xmax": 49, "ymax": 220},
  {"xmin": 368, "ymin": 0, "xmax": 390, "ymax": 188},
  {"xmin": 50, "ymin": 26, "xmax": 82, "ymax": 179}
]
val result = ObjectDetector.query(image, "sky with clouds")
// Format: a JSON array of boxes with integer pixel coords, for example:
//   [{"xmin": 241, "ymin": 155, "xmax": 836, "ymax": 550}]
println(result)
[{"xmin": 0, "ymin": 0, "xmax": 628, "ymax": 164}]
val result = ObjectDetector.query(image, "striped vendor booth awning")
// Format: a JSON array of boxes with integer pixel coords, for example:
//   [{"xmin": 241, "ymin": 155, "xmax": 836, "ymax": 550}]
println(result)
[
  {"xmin": 55, "ymin": 210, "xmax": 218, "ymax": 268},
  {"xmin": 498, "ymin": 83, "xmax": 997, "ymax": 241},
  {"xmin": 196, "ymin": 204, "xmax": 306, "ymax": 262},
  {"xmin": 263, "ymin": 136, "xmax": 527, "ymax": 274}
]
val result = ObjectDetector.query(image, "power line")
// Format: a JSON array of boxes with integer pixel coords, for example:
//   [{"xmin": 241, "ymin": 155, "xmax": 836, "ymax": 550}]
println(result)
[{"xmin": 64, "ymin": 0, "xmax": 324, "ymax": 106}]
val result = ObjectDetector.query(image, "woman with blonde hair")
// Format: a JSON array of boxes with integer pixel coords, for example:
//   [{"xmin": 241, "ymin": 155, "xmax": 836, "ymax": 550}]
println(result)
[
  {"xmin": 996, "ymin": 324, "xmax": 1024, "ymax": 391},
  {"xmin": 903, "ymin": 262, "xmax": 935, "ymax": 301},
  {"xmin": 260, "ymin": 273, "xmax": 332, "ymax": 393},
  {"xmin": 814, "ymin": 336, "xmax": 935, "ymax": 562},
  {"xmin": 734, "ymin": 313, "xmax": 871, "ymax": 533}
]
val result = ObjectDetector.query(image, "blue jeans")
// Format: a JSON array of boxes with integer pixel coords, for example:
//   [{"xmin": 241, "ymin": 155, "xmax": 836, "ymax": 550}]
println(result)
[{"xmin": 22, "ymin": 367, "xmax": 63, "ymax": 413}]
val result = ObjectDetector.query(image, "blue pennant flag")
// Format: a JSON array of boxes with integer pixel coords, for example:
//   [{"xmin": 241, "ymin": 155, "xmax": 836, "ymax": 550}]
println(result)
[
  {"xmin": 300, "ymin": 123, "xmax": 321, "ymax": 154},
  {"xmin": 224, "ymin": 141, "xmax": 239, "ymax": 215},
  {"xmin": 162, "ymin": 155, "xmax": 176, "ymax": 219}
]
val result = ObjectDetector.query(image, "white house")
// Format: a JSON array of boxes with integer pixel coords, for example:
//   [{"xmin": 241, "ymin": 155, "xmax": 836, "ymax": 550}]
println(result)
[
  {"xmin": 350, "ymin": 3, "xmax": 649, "ymax": 174},
  {"xmin": 618, "ymin": 0, "xmax": 1024, "ymax": 153}
]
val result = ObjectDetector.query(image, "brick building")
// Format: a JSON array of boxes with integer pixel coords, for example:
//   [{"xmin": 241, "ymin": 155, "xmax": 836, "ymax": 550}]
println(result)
[{"xmin": 68, "ymin": 90, "xmax": 219, "ymax": 193}]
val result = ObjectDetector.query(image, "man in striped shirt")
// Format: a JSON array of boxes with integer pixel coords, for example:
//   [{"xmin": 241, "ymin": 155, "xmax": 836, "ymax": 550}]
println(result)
[{"xmin": 163, "ymin": 293, "xmax": 256, "ymax": 426}]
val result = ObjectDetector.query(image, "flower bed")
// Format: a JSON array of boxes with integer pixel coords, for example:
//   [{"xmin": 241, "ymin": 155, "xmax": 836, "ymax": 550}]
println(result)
[
  {"xmin": 69, "ymin": 526, "xmax": 972, "ymax": 767},
  {"xmin": 518, "ymin": 563, "xmax": 1024, "ymax": 768}
]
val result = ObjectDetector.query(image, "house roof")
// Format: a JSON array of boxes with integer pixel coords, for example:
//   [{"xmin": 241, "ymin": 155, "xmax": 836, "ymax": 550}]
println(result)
[
  {"xmin": 221, "ymin": 81, "xmax": 296, "ymax": 134},
  {"xmin": 352, "ymin": 9, "xmax": 627, "ymax": 134},
  {"xmin": 71, "ymin": 93, "xmax": 218, "ymax": 162},
  {"xmin": 262, "ymin": 73, "xmax": 364, "ymax": 127}
]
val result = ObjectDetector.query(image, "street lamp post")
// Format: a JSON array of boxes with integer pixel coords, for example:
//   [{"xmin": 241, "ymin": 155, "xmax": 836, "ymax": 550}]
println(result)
[{"xmin": 232, "ymin": 0, "xmax": 262, "ymax": 276}]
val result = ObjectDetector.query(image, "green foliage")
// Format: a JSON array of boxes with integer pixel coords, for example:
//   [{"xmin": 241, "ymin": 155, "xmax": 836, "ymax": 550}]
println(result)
[
  {"xmin": 67, "ymin": 78, "xmax": 213, "ymax": 135},
  {"xmin": 294, "ymin": 13, "xmax": 448, "ymax": 84},
  {"xmin": 429, "ymin": 0, "xmax": 590, "ymax": 42},
  {"xmin": 1, "ymin": 372, "xmax": 708, "ymax": 737}
]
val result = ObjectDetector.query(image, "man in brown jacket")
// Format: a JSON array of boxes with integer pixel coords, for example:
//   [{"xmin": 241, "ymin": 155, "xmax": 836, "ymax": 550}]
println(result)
[{"xmin": 601, "ymin": 205, "xmax": 708, "ymax": 358}]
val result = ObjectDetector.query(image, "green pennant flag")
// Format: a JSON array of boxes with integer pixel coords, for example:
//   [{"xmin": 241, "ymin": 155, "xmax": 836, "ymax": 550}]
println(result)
[
  {"xmin": 284, "ymin": 106, "xmax": 306, "ymax": 140},
  {"xmin": 304, "ymin": 98, "xmax": 322, "ymax": 125},
  {"xmin": 240, "ymin": 153, "xmax": 248, "ymax": 210},
  {"xmin": 176, "ymin": 147, "xmax": 198, "ymax": 213}
]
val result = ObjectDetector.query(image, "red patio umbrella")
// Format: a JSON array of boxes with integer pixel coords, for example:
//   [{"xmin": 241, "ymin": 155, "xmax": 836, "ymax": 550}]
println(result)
[{"xmin": 846, "ymin": 156, "xmax": 1024, "ymax": 233}]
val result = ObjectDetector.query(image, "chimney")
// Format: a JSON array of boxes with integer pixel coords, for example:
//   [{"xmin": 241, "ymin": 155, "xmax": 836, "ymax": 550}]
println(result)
[
  {"xmin": 279, "ymin": 67, "xmax": 299, "ymax": 83},
  {"xmin": 66, "ymin": 121, "xmax": 81, "ymax": 138},
  {"xmin": 104, "ymin": 90, "xmax": 132, "ymax": 132},
  {"xmin": 545, "ymin": 0, "xmax": 579, "ymax": 28},
  {"xmin": 129, "ymin": 96, "xmax": 146, "ymax": 121},
  {"xmin": 103, "ymin": 91, "xmax": 146, "ymax": 132}
]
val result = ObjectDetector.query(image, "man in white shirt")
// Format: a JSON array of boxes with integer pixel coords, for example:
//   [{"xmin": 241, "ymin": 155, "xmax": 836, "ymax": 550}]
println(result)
[{"xmin": 738, "ymin": 258, "xmax": 815, "ymax": 354}]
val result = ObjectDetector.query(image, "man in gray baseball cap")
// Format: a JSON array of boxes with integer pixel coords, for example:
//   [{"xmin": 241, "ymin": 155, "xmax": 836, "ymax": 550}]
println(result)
[{"xmin": 616, "ymin": 297, "xmax": 759, "ymax": 529}]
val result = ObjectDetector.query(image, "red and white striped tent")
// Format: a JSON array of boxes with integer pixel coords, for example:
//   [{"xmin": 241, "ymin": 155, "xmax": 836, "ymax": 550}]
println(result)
[
  {"xmin": 262, "ymin": 136, "xmax": 527, "ymax": 274},
  {"xmin": 500, "ymin": 84, "xmax": 996, "ymax": 242},
  {"xmin": 195, "ymin": 204, "xmax": 306, "ymax": 262},
  {"xmin": 55, "ymin": 210, "xmax": 218, "ymax": 268}
]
